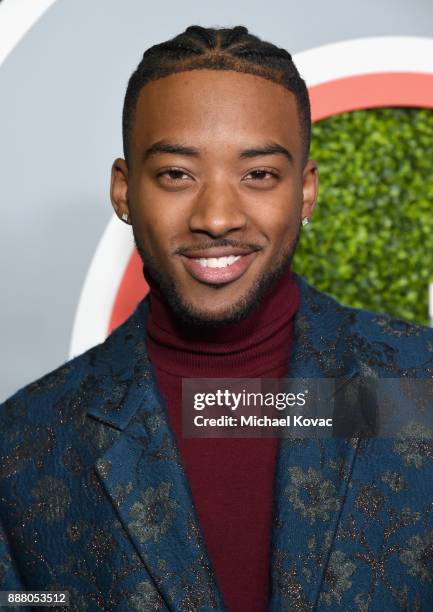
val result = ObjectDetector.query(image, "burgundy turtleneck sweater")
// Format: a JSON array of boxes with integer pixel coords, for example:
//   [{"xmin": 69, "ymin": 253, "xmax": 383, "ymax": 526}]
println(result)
[{"xmin": 146, "ymin": 267, "xmax": 300, "ymax": 611}]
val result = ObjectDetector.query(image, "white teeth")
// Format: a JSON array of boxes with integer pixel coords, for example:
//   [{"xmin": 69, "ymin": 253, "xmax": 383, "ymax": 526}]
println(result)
[{"xmin": 196, "ymin": 255, "xmax": 242, "ymax": 269}]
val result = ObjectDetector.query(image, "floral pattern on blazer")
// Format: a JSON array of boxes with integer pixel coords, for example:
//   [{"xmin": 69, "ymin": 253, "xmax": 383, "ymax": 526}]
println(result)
[{"xmin": 0, "ymin": 274, "xmax": 433, "ymax": 611}]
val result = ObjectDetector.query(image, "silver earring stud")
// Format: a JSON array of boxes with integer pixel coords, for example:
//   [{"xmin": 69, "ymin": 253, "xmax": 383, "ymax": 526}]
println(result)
[
  {"xmin": 121, "ymin": 213, "xmax": 129, "ymax": 223},
  {"xmin": 302, "ymin": 217, "xmax": 310, "ymax": 226}
]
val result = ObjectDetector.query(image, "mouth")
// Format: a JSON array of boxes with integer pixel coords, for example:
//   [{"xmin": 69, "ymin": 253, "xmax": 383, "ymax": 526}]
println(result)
[{"xmin": 179, "ymin": 247, "xmax": 259, "ymax": 285}]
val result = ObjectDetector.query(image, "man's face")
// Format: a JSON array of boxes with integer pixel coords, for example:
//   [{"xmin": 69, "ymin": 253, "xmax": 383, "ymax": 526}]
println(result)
[{"xmin": 111, "ymin": 69, "xmax": 318, "ymax": 326}]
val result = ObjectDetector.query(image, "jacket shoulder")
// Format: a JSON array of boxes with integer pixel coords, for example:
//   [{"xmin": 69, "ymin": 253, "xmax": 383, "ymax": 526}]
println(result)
[
  {"xmin": 335, "ymin": 299, "xmax": 433, "ymax": 375},
  {"xmin": 296, "ymin": 276, "xmax": 433, "ymax": 376},
  {"xmin": 0, "ymin": 342, "xmax": 100, "ymax": 434},
  {"xmin": 0, "ymin": 297, "xmax": 149, "ymax": 425},
  {"xmin": 349, "ymin": 302, "xmax": 433, "ymax": 372},
  {"xmin": 348, "ymin": 302, "xmax": 433, "ymax": 341},
  {"xmin": 299, "ymin": 274, "xmax": 433, "ymax": 343}
]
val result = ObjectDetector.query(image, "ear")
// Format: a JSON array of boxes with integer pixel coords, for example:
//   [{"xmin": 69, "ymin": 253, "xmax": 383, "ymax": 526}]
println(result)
[
  {"xmin": 301, "ymin": 159, "xmax": 319, "ymax": 221},
  {"xmin": 110, "ymin": 158, "xmax": 131, "ymax": 224}
]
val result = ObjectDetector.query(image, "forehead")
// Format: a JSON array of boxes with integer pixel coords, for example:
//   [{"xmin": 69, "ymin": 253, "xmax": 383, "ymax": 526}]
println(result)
[{"xmin": 132, "ymin": 69, "xmax": 302, "ymax": 158}]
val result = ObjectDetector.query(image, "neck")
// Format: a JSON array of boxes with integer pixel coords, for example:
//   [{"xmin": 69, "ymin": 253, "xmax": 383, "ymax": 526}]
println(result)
[{"xmin": 145, "ymin": 267, "xmax": 300, "ymax": 377}]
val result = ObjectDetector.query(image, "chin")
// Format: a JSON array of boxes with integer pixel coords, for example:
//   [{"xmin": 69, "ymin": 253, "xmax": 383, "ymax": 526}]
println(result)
[{"xmin": 174, "ymin": 293, "xmax": 256, "ymax": 328}]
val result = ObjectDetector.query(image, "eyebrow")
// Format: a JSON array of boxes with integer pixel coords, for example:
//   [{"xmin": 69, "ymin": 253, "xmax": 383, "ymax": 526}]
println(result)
[
  {"xmin": 239, "ymin": 143, "xmax": 293, "ymax": 164},
  {"xmin": 142, "ymin": 140, "xmax": 293, "ymax": 164},
  {"xmin": 143, "ymin": 141, "xmax": 200, "ymax": 160}
]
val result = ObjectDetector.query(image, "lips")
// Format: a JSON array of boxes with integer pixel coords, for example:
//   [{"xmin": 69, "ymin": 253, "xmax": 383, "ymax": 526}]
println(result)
[{"xmin": 180, "ymin": 250, "xmax": 258, "ymax": 285}]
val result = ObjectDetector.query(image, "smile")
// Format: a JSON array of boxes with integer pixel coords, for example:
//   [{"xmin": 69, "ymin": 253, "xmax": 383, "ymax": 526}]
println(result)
[
  {"xmin": 180, "ymin": 250, "xmax": 258, "ymax": 285},
  {"xmin": 196, "ymin": 256, "xmax": 242, "ymax": 268}
]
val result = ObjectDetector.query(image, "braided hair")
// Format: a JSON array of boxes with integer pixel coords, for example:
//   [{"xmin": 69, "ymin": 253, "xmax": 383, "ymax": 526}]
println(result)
[{"xmin": 122, "ymin": 25, "xmax": 311, "ymax": 164}]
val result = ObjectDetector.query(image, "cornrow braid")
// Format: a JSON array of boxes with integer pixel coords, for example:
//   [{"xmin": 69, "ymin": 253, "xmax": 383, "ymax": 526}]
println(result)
[
  {"xmin": 220, "ymin": 25, "xmax": 249, "ymax": 49},
  {"xmin": 185, "ymin": 25, "xmax": 217, "ymax": 49},
  {"xmin": 122, "ymin": 25, "xmax": 311, "ymax": 165},
  {"xmin": 233, "ymin": 45, "xmax": 292, "ymax": 61},
  {"xmin": 145, "ymin": 39, "xmax": 203, "ymax": 58}
]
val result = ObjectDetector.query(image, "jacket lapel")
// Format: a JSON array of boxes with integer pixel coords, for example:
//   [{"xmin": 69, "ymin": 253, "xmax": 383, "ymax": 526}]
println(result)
[
  {"xmin": 269, "ymin": 276, "xmax": 362, "ymax": 610},
  {"xmin": 87, "ymin": 300, "xmax": 225, "ymax": 611}
]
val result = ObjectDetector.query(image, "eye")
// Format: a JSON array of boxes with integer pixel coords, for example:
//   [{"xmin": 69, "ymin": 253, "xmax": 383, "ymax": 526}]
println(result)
[
  {"xmin": 243, "ymin": 168, "xmax": 279, "ymax": 183},
  {"xmin": 157, "ymin": 168, "xmax": 193, "ymax": 183}
]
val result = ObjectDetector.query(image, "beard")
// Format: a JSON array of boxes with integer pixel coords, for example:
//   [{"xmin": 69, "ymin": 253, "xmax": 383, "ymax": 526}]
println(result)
[{"xmin": 133, "ymin": 229, "xmax": 300, "ymax": 329}]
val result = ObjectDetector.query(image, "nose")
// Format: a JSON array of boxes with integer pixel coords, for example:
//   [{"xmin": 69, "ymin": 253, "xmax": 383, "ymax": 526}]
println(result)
[{"xmin": 188, "ymin": 181, "xmax": 247, "ymax": 238}]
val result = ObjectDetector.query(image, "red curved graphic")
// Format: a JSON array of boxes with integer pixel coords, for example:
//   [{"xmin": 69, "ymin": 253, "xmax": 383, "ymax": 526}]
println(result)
[
  {"xmin": 108, "ymin": 71, "xmax": 433, "ymax": 334},
  {"xmin": 309, "ymin": 72, "xmax": 433, "ymax": 121},
  {"xmin": 108, "ymin": 250, "xmax": 148, "ymax": 332}
]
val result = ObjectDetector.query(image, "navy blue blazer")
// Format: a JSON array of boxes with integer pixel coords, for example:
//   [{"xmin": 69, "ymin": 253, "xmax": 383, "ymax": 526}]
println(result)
[{"xmin": 0, "ymin": 275, "xmax": 433, "ymax": 611}]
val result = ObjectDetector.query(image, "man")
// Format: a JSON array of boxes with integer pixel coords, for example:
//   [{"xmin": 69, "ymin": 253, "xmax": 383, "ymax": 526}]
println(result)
[{"xmin": 0, "ymin": 25, "xmax": 432, "ymax": 611}]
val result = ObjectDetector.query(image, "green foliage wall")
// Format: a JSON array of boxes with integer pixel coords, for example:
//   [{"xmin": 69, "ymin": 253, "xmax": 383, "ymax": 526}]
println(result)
[{"xmin": 293, "ymin": 107, "xmax": 433, "ymax": 325}]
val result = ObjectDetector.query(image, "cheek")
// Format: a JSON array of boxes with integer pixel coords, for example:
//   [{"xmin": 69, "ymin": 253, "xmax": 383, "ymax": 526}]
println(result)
[
  {"xmin": 270, "ymin": 219, "xmax": 298, "ymax": 249},
  {"xmin": 129, "ymin": 182, "xmax": 171, "ymax": 250},
  {"xmin": 137, "ymin": 174, "xmax": 193, "ymax": 219},
  {"xmin": 132, "ymin": 202, "xmax": 187, "ymax": 259},
  {"xmin": 134, "ymin": 217, "xmax": 169, "ymax": 257},
  {"xmin": 251, "ymin": 196, "xmax": 300, "ymax": 244}
]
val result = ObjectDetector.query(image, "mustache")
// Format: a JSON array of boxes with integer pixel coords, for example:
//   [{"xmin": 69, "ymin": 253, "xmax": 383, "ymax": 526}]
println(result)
[{"xmin": 174, "ymin": 238, "xmax": 263, "ymax": 256}]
